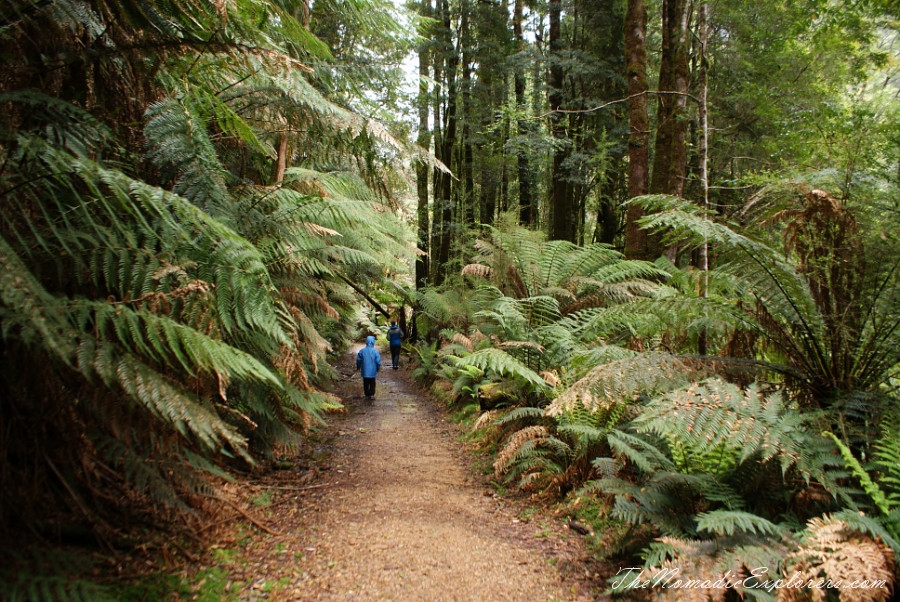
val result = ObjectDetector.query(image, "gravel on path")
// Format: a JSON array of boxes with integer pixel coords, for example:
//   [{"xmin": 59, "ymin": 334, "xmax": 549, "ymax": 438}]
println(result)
[{"xmin": 219, "ymin": 347, "xmax": 602, "ymax": 602}]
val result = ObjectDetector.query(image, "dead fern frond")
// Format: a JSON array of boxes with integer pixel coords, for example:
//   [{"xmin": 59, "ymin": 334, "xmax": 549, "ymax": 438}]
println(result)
[
  {"xmin": 779, "ymin": 516, "xmax": 895, "ymax": 602},
  {"xmin": 473, "ymin": 409, "xmax": 503, "ymax": 431},
  {"xmin": 498, "ymin": 340, "xmax": 546, "ymax": 352},
  {"xmin": 494, "ymin": 426, "xmax": 549, "ymax": 476},
  {"xmin": 462, "ymin": 263, "xmax": 493, "ymax": 279},
  {"xmin": 540, "ymin": 371, "xmax": 560, "ymax": 387},
  {"xmin": 623, "ymin": 536, "xmax": 749, "ymax": 602},
  {"xmin": 452, "ymin": 332, "xmax": 475, "ymax": 352}
]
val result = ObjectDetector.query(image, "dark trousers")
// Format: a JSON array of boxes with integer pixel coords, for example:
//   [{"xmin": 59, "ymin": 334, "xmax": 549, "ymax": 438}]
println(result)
[
  {"xmin": 363, "ymin": 377, "xmax": 376, "ymax": 398},
  {"xmin": 390, "ymin": 344, "xmax": 401, "ymax": 368}
]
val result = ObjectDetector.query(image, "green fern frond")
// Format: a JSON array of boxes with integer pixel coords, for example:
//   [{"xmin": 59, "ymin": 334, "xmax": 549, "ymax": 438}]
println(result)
[
  {"xmin": 77, "ymin": 301, "xmax": 281, "ymax": 386},
  {"xmin": 832, "ymin": 509, "xmax": 900, "ymax": 556},
  {"xmin": 452, "ymin": 348, "xmax": 550, "ymax": 393},
  {"xmin": 636, "ymin": 379, "xmax": 806, "ymax": 476},
  {"xmin": 88, "ymin": 350, "xmax": 252, "ymax": 459},
  {"xmin": 695, "ymin": 510, "xmax": 781, "ymax": 536},
  {"xmin": 0, "ymin": 548, "xmax": 116, "ymax": 602},
  {"xmin": 825, "ymin": 431, "xmax": 892, "ymax": 517},
  {"xmin": 0, "ymin": 235, "xmax": 76, "ymax": 362},
  {"xmin": 607, "ymin": 429, "xmax": 677, "ymax": 473},
  {"xmin": 547, "ymin": 352, "xmax": 709, "ymax": 416},
  {"xmin": 495, "ymin": 406, "xmax": 546, "ymax": 424},
  {"xmin": 145, "ymin": 98, "xmax": 232, "ymax": 212}
]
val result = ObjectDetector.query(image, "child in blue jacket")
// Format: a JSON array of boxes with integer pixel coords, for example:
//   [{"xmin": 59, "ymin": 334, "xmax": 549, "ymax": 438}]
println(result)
[
  {"xmin": 356, "ymin": 335, "xmax": 381, "ymax": 400},
  {"xmin": 387, "ymin": 321, "xmax": 404, "ymax": 369}
]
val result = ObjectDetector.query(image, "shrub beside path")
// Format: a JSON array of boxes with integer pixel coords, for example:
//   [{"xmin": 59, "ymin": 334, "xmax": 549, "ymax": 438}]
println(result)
[{"xmin": 219, "ymin": 346, "xmax": 601, "ymax": 601}]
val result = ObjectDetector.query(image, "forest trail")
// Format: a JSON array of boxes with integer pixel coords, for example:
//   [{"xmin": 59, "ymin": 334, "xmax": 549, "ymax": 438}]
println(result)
[{"xmin": 220, "ymin": 346, "xmax": 601, "ymax": 601}]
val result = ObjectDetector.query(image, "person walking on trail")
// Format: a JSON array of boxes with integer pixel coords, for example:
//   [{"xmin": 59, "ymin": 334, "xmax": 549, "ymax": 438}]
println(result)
[
  {"xmin": 356, "ymin": 335, "xmax": 381, "ymax": 400},
  {"xmin": 387, "ymin": 321, "xmax": 404, "ymax": 370}
]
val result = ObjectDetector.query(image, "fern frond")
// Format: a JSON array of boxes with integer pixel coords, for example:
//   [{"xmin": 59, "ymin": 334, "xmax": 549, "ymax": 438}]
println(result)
[
  {"xmin": 494, "ymin": 426, "xmax": 549, "ymax": 475},
  {"xmin": 452, "ymin": 348, "xmax": 550, "ymax": 393},
  {"xmin": 607, "ymin": 429, "xmax": 677, "ymax": 473},
  {"xmin": 825, "ymin": 431, "xmax": 892, "ymax": 517},
  {"xmin": 547, "ymin": 352, "xmax": 710, "ymax": 416},
  {"xmin": 495, "ymin": 406, "xmax": 546, "ymax": 424},
  {"xmin": 695, "ymin": 510, "xmax": 780, "ymax": 537},
  {"xmin": 781, "ymin": 515, "xmax": 895, "ymax": 602},
  {"xmin": 636, "ymin": 379, "xmax": 806, "ymax": 476}
]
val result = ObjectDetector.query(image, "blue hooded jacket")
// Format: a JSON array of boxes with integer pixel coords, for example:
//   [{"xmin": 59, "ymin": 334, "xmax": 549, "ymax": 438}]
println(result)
[
  {"xmin": 356, "ymin": 335, "xmax": 381, "ymax": 378},
  {"xmin": 388, "ymin": 323, "xmax": 404, "ymax": 347}
]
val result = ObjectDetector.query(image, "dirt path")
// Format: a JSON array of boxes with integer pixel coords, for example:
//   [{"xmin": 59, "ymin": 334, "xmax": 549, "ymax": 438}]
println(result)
[{"xmin": 221, "ymin": 347, "xmax": 600, "ymax": 601}]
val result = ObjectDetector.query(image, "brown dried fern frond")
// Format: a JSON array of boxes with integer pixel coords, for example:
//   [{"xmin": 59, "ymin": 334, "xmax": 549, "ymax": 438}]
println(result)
[
  {"xmin": 301, "ymin": 222, "xmax": 341, "ymax": 237},
  {"xmin": 461, "ymin": 263, "xmax": 493, "ymax": 279},
  {"xmin": 493, "ymin": 426, "xmax": 548, "ymax": 476},
  {"xmin": 452, "ymin": 332, "xmax": 475, "ymax": 352},
  {"xmin": 540, "ymin": 370, "xmax": 560, "ymax": 388},
  {"xmin": 547, "ymin": 353, "xmax": 711, "ymax": 416},
  {"xmin": 472, "ymin": 409, "xmax": 502, "ymax": 431},
  {"xmin": 778, "ymin": 517, "xmax": 895, "ymax": 602},
  {"xmin": 273, "ymin": 343, "xmax": 309, "ymax": 389},
  {"xmin": 281, "ymin": 286, "xmax": 340, "ymax": 320},
  {"xmin": 638, "ymin": 536, "xmax": 750, "ymax": 602},
  {"xmin": 562, "ymin": 294, "xmax": 607, "ymax": 314}
]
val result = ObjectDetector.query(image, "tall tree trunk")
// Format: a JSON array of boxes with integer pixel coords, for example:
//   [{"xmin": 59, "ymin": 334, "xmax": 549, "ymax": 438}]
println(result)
[
  {"xmin": 430, "ymin": 7, "xmax": 445, "ymax": 285},
  {"xmin": 623, "ymin": 0, "xmax": 651, "ymax": 259},
  {"xmin": 416, "ymin": 0, "xmax": 432, "ymax": 294},
  {"xmin": 514, "ymin": 0, "xmax": 535, "ymax": 227},
  {"xmin": 433, "ymin": 0, "xmax": 457, "ymax": 285},
  {"xmin": 595, "ymin": 170, "xmax": 621, "ymax": 245},
  {"xmin": 461, "ymin": 0, "xmax": 475, "ymax": 226},
  {"xmin": 650, "ymin": 0, "xmax": 691, "ymax": 198},
  {"xmin": 547, "ymin": 0, "xmax": 576, "ymax": 242},
  {"xmin": 696, "ymin": 0, "xmax": 710, "ymax": 355}
]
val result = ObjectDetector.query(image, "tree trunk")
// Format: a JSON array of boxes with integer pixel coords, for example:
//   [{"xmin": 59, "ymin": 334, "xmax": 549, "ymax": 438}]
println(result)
[
  {"xmin": 461, "ymin": 0, "xmax": 475, "ymax": 227},
  {"xmin": 547, "ymin": 0, "xmax": 576, "ymax": 243},
  {"xmin": 696, "ymin": 0, "xmax": 710, "ymax": 355},
  {"xmin": 416, "ymin": 0, "xmax": 432, "ymax": 293},
  {"xmin": 274, "ymin": 135, "xmax": 288, "ymax": 184},
  {"xmin": 623, "ymin": 0, "xmax": 651, "ymax": 260},
  {"xmin": 650, "ymin": 0, "xmax": 691, "ymax": 199},
  {"xmin": 514, "ymin": 0, "xmax": 535, "ymax": 227},
  {"xmin": 433, "ymin": 0, "xmax": 457, "ymax": 285}
]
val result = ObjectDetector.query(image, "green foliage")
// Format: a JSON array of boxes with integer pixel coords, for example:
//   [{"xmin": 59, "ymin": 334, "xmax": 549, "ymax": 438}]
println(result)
[
  {"xmin": 825, "ymin": 427, "xmax": 900, "ymax": 549},
  {"xmin": 463, "ymin": 224, "xmax": 666, "ymax": 309},
  {"xmin": 579, "ymin": 377, "xmax": 841, "ymax": 548},
  {"xmin": 0, "ymin": 0, "xmax": 415, "ymax": 546},
  {"xmin": 636, "ymin": 190, "xmax": 900, "ymax": 416},
  {"xmin": 452, "ymin": 348, "xmax": 550, "ymax": 394},
  {"xmin": 547, "ymin": 352, "xmax": 712, "ymax": 417},
  {"xmin": 826, "ymin": 431, "xmax": 892, "ymax": 517},
  {"xmin": 694, "ymin": 510, "xmax": 781, "ymax": 537},
  {"xmin": 0, "ymin": 549, "xmax": 116, "ymax": 602},
  {"xmin": 636, "ymin": 379, "xmax": 806, "ymax": 476}
]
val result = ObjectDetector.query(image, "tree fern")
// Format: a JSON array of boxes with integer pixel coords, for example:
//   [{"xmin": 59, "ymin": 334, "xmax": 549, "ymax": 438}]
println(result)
[
  {"xmin": 1, "ymin": 0, "xmax": 416, "ymax": 548},
  {"xmin": 635, "ymin": 191, "xmax": 900, "ymax": 413},
  {"xmin": 451, "ymin": 348, "xmax": 551, "ymax": 394}
]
